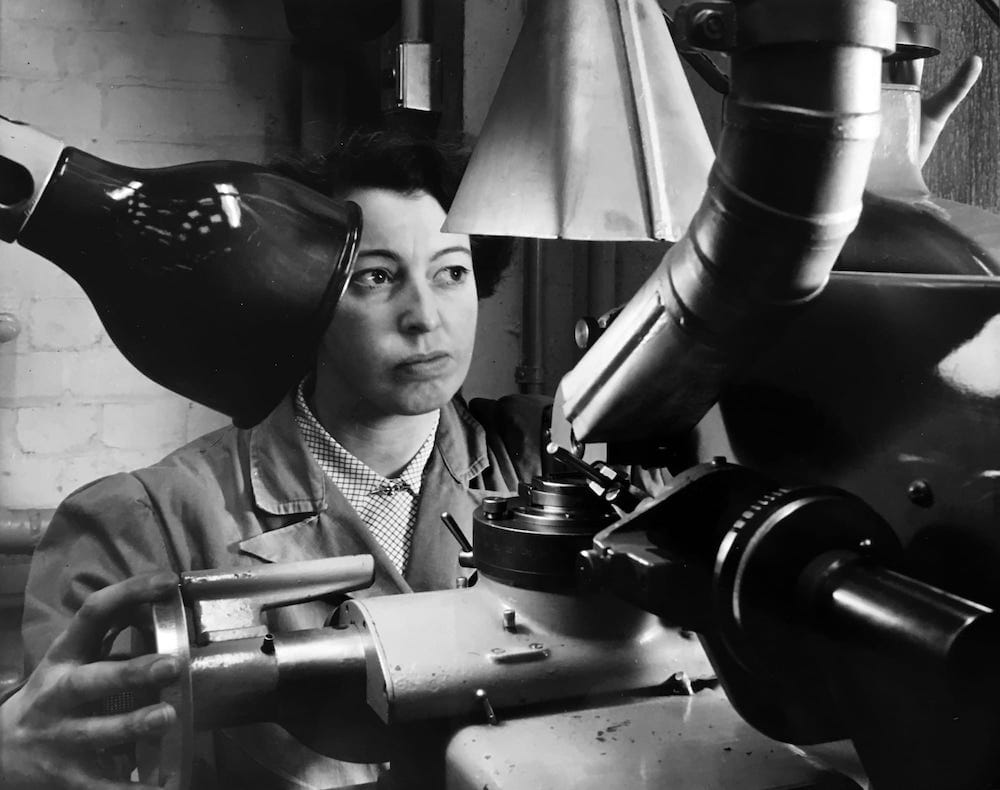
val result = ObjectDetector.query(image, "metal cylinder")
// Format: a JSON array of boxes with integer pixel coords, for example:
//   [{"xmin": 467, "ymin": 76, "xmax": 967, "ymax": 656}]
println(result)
[
  {"xmin": 559, "ymin": 0, "xmax": 897, "ymax": 442},
  {"xmin": 189, "ymin": 627, "xmax": 369, "ymax": 730},
  {"xmin": 800, "ymin": 551, "xmax": 1000, "ymax": 691},
  {"xmin": 189, "ymin": 637, "xmax": 280, "ymax": 730},
  {"xmin": 273, "ymin": 626, "xmax": 368, "ymax": 683},
  {"xmin": 517, "ymin": 238, "xmax": 545, "ymax": 394}
]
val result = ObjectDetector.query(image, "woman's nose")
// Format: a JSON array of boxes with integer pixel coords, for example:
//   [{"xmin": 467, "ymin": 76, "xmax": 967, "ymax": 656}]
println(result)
[{"xmin": 399, "ymin": 279, "xmax": 442, "ymax": 334}]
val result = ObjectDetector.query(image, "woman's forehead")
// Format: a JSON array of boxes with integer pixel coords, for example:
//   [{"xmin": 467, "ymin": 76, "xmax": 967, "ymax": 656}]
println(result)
[{"xmin": 345, "ymin": 187, "xmax": 469, "ymax": 252}]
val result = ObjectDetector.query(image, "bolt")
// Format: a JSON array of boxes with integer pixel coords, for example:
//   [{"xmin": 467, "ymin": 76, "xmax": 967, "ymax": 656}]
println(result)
[
  {"xmin": 907, "ymin": 478, "xmax": 934, "ymax": 508},
  {"xmin": 482, "ymin": 496, "xmax": 508, "ymax": 519},
  {"xmin": 529, "ymin": 643, "xmax": 544, "ymax": 650},
  {"xmin": 712, "ymin": 455, "xmax": 727, "ymax": 466},
  {"xmin": 575, "ymin": 317, "xmax": 602, "ymax": 350},
  {"xmin": 476, "ymin": 688, "xmax": 499, "ymax": 726},
  {"xmin": 260, "ymin": 633, "xmax": 275, "ymax": 655},
  {"xmin": 693, "ymin": 9, "xmax": 726, "ymax": 42},
  {"xmin": 455, "ymin": 576, "xmax": 469, "ymax": 589},
  {"xmin": 502, "ymin": 608, "xmax": 517, "ymax": 632}
]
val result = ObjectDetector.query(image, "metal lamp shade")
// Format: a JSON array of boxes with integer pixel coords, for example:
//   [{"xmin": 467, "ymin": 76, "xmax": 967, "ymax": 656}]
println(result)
[{"xmin": 444, "ymin": 0, "xmax": 714, "ymax": 241}]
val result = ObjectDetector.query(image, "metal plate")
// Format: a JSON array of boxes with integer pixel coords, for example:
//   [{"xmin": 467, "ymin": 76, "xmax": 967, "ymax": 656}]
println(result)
[{"xmin": 445, "ymin": 689, "xmax": 862, "ymax": 790}]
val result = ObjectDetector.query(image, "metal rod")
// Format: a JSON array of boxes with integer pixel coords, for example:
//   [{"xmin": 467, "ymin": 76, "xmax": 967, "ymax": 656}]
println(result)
[
  {"xmin": 440, "ymin": 511, "xmax": 473, "ymax": 553},
  {"xmin": 545, "ymin": 442, "xmax": 607, "ymax": 487},
  {"xmin": 518, "ymin": 238, "xmax": 545, "ymax": 394}
]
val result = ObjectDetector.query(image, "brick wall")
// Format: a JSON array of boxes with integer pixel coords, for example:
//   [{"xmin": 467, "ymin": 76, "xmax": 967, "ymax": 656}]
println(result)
[{"xmin": 0, "ymin": 1, "xmax": 299, "ymax": 511}]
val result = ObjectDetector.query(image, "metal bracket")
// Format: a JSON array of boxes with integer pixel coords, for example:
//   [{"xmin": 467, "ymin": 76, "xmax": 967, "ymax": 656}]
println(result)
[
  {"xmin": 383, "ymin": 42, "xmax": 441, "ymax": 113},
  {"xmin": 180, "ymin": 555, "xmax": 375, "ymax": 645},
  {"xmin": 674, "ymin": 2, "xmax": 738, "ymax": 52}
]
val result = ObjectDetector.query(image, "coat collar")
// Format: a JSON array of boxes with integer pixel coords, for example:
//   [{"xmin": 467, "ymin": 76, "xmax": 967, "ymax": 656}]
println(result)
[{"xmin": 247, "ymin": 391, "xmax": 491, "ymax": 517}]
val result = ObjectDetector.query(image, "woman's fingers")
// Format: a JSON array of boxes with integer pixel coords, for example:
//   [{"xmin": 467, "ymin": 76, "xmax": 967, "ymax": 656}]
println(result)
[
  {"xmin": 43, "ymin": 701, "xmax": 177, "ymax": 748},
  {"xmin": 919, "ymin": 55, "xmax": 984, "ymax": 166},
  {"xmin": 46, "ymin": 572, "xmax": 178, "ymax": 665},
  {"xmin": 36, "ymin": 653, "xmax": 181, "ymax": 712}
]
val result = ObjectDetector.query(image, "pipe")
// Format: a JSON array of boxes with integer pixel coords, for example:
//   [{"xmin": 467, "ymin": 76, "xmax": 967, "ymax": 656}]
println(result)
[
  {"xmin": 189, "ymin": 628, "xmax": 369, "ymax": 730},
  {"xmin": 0, "ymin": 510, "xmax": 52, "ymax": 554},
  {"xmin": 517, "ymin": 238, "xmax": 545, "ymax": 394},
  {"xmin": 401, "ymin": 0, "xmax": 430, "ymax": 41},
  {"xmin": 558, "ymin": 0, "xmax": 897, "ymax": 443}
]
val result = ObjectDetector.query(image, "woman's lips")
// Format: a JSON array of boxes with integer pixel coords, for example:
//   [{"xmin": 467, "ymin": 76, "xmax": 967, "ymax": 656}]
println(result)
[{"xmin": 396, "ymin": 352, "xmax": 453, "ymax": 377}]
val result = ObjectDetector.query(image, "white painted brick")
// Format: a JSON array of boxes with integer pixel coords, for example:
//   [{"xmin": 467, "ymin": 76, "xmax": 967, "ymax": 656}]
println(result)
[
  {"xmin": 101, "ymin": 83, "xmax": 286, "ymax": 143},
  {"xmin": 102, "ymin": 399, "xmax": 187, "ymax": 450},
  {"xmin": 0, "ymin": 0, "xmax": 97, "ymax": 25},
  {"xmin": 57, "ymin": 448, "xmax": 165, "ymax": 502},
  {"xmin": 27, "ymin": 297, "xmax": 103, "ymax": 351},
  {"xmin": 99, "ymin": 139, "xmax": 272, "ymax": 169},
  {"xmin": 180, "ymin": 3, "xmax": 290, "ymax": 39},
  {"xmin": 1, "ymin": 245, "xmax": 88, "ymax": 300},
  {"xmin": 16, "ymin": 404, "xmax": 99, "ymax": 454},
  {"xmin": 0, "ymin": 289, "xmax": 29, "ymax": 355},
  {"xmin": 0, "ymin": 22, "xmax": 102, "ymax": 80},
  {"xmin": 88, "ymin": 1, "xmax": 290, "ymax": 40},
  {"xmin": 0, "ymin": 79, "xmax": 102, "ymax": 140},
  {"xmin": 0, "ymin": 352, "xmax": 67, "ymax": 405},
  {"xmin": 0, "ymin": 28, "xmax": 290, "ymax": 93},
  {"xmin": 185, "ymin": 402, "xmax": 230, "ymax": 442},
  {"xmin": 62, "ymin": 348, "xmax": 168, "ymax": 400},
  {"xmin": 0, "ymin": 455, "xmax": 63, "ymax": 510},
  {"xmin": 0, "ymin": 1, "xmax": 298, "ymax": 513},
  {"xmin": 0, "ymin": 409, "xmax": 18, "ymax": 468},
  {"xmin": 99, "ymin": 32, "xmax": 232, "ymax": 85}
]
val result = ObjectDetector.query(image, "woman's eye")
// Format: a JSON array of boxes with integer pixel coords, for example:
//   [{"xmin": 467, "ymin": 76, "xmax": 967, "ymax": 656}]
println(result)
[
  {"xmin": 352, "ymin": 268, "xmax": 394, "ymax": 289},
  {"xmin": 434, "ymin": 265, "xmax": 471, "ymax": 286}
]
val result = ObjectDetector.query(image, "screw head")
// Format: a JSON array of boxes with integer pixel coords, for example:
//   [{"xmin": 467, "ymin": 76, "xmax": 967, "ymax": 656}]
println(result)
[
  {"xmin": 694, "ymin": 9, "xmax": 726, "ymax": 41},
  {"xmin": 907, "ymin": 478, "xmax": 934, "ymax": 507},
  {"xmin": 482, "ymin": 496, "xmax": 508, "ymax": 519}
]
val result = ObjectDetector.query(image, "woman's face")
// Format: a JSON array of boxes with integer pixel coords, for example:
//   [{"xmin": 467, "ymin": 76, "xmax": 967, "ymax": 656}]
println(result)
[{"xmin": 317, "ymin": 187, "xmax": 478, "ymax": 419}]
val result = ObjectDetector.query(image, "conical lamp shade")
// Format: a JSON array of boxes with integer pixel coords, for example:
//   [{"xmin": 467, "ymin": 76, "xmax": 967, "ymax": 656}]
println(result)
[{"xmin": 444, "ymin": 0, "xmax": 714, "ymax": 241}]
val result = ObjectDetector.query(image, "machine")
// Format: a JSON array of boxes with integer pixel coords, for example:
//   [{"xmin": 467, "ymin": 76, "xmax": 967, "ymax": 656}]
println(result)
[
  {"xmin": 2, "ymin": 0, "xmax": 1000, "ymax": 787},
  {"xmin": 125, "ymin": 1, "xmax": 1000, "ymax": 788}
]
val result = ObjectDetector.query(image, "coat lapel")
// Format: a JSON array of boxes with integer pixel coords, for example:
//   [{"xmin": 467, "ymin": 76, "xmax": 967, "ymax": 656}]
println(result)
[
  {"xmin": 404, "ymin": 398, "xmax": 510, "ymax": 592},
  {"xmin": 234, "ymin": 393, "xmax": 529, "ymax": 599}
]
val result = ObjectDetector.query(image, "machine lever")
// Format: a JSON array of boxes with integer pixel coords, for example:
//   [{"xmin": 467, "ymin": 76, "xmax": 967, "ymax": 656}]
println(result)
[{"xmin": 546, "ymin": 443, "xmax": 646, "ymax": 512}]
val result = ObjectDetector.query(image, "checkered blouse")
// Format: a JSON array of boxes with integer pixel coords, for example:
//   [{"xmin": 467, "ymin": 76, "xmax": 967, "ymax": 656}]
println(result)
[{"xmin": 294, "ymin": 381, "xmax": 440, "ymax": 575}]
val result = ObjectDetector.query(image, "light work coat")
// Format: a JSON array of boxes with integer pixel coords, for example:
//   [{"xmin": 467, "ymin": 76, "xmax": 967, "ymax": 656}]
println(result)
[{"xmin": 22, "ymin": 391, "xmax": 549, "ymax": 789}]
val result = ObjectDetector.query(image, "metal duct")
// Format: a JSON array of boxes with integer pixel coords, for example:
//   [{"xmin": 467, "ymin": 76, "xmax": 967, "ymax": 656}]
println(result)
[
  {"xmin": 443, "ymin": 0, "xmax": 714, "ymax": 241},
  {"xmin": 558, "ymin": 0, "xmax": 897, "ymax": 443}
]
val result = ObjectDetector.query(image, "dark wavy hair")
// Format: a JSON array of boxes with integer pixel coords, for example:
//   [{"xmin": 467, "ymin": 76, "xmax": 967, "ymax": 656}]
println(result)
[{"xmin": 270, "ymin": 131, "xmax": 514, "ymax": 299}]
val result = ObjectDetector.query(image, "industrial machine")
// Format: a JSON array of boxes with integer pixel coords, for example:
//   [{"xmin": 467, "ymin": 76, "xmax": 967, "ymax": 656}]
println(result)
[
  {"xmin": 2, "ymin": 0, "xmax": 1000, "ymax": 787},
  {"xmin": 124, "ymin": 0, "xmax": 1000, "ymax": 787}
]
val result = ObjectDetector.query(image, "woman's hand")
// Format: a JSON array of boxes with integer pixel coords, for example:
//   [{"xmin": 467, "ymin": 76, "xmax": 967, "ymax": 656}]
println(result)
[
  {"xmin": 0, "ymin": 572, "xmax": 181, "ymax": 789},
  {"xmin": 919, "ymin": 55, "xmax": 984, "ymax": 167}
]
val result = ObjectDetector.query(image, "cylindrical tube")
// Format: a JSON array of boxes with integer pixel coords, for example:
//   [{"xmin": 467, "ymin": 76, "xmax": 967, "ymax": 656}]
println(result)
[
  {"xmin": 189, "ymin": 637, "xmax": 280, "ymax": 730},
  {"xmin": 518, "ymin": 238, "xmax": 545, "ymax": 394},
  {"xmin": 189, "ymin": 627, "xmax": 369, "ymax": 730},
  {"xmin": 800, "ymin": 551, "xmax": 999, "ymax": 690},
  {"xmin": 273, "ymin": 626, "xmax": 368, "ymax": 683},
  {"xmin": 559, "ymin": 0, "xmax": 895, "ymax": 442}
]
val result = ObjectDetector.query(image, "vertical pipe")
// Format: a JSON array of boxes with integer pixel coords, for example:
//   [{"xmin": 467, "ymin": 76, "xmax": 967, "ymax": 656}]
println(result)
[
  {"xmin": 587, "ymin": 241, "xmax": 618, "ymax": 318},
  {"xmin": 401, "ymin": 0, "xmax": 431, "ymax": 41},
  {"xmin": 518, "ymin": 238, "xmax": 545, "ymax": 394}
]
